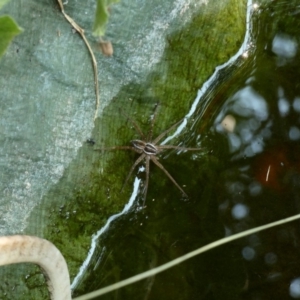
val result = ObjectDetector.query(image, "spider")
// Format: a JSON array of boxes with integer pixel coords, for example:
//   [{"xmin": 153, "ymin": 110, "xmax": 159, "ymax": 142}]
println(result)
[{"xmin": 95, "ymin": 104, "xmax": 201, "ymax": 204}]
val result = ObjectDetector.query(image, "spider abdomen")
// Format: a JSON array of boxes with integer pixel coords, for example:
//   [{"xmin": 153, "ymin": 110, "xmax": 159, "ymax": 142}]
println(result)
[
  {"xmin": 144, "ymin": 143, "xmax": 158, "ymax": 155},
  {"xmin": 131, "ymin": 140, "xmax": 158, "ymax": 155}
]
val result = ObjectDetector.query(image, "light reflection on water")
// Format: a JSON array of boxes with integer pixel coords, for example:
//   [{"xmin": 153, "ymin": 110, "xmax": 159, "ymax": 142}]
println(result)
[{"xmin": 71, "ymin": 177, "xmax": 141, "ymax": 290}]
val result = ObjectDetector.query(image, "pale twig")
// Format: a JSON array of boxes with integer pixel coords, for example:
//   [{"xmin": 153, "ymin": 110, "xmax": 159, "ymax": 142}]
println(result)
[
  {"xmin": 0, "ymin": 235, "xmax": 71, "ymax": 300},
  {"xmin": 56, "ymin": 0, "xmax": 100, "ymax": 121}
]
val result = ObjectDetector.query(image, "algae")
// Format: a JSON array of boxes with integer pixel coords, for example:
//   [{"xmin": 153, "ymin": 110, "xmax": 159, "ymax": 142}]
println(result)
[{"xmin": 33, "ymin": 0, "xmax": 247, "ymax": 297}]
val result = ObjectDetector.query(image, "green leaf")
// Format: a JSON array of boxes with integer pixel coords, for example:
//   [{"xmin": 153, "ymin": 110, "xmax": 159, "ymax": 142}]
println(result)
[
  {"xmin": 0, "ymin": 0, "xmax": 10, "ymax": 10},
  {"xmin": 93, "ymin": 0, "xmax": 120, "ymax": 37},
  {"xmin": 0, "ymin": 15, "xmax": 22, "ymax": 58}
]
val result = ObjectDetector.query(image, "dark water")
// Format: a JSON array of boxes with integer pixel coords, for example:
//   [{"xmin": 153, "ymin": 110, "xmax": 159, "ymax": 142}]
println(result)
[
  {"xmin": 193, "ymin": 1, "xmax": 300, "ymax": 299},
  {"xmin": 71, "ymin": 1, "xmax": 300, "ymax": 299}
]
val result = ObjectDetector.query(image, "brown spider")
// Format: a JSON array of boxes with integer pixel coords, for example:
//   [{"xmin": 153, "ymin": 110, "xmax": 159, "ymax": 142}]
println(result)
[{"xmin": 95, "ymin": 104, "xmax": 201, "ymax": 204}]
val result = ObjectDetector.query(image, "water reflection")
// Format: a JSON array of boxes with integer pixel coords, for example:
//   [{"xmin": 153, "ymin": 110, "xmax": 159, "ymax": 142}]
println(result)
[
  {"xmin": 290, "ymin": 277, "xmax": 300, "ymax": 298},
  {"xmin": 175, "ymin": 7, "xmax": 300, "ymax": 299},
  {"xmin": 293, "ymin": 97, "xmax": 300, "ymax": 112},
  {"xmin": 208, "ymin": 1, "xmax": 300, "ymax": 299},
  {"xmin": 216, "ymin": 79, "xmax": 300, "ymax": 296},
  {"xmin": 232, "ymin": 203, "xmax": 249, "ymax": 220},
  {"xmin": 242, "ymin": 246, "xmax": 255, "ymax": 261},
  {"xmin": 278, "ymin": 87, "xmax": 290, "ymax": 117},
  {"xmin": 272, "ymin": 33, "xmax": 298, "ymax": 66},
  {"xmin": 215, "ymin": 85, "xmax": 270, "ymax": 158}
]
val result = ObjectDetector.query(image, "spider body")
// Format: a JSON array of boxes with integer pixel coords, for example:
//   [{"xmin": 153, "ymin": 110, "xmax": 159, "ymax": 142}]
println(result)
[
  {"xmin": 95, "ymin": 104, "xmax": 201, "ymax": 204},
  {"xmin": 131, "ymin": 140, "xmax": 158, "ymax": 155}
]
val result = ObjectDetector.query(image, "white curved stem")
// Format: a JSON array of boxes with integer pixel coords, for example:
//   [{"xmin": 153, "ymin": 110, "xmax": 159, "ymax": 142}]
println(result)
[{"xmin": 0, "ymin": 235, "xmax": 71, "ymax": 300}]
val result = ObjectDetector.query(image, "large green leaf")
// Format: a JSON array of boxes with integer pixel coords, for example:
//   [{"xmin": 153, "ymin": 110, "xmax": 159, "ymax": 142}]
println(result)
[{"xmin": 0, "ymin": 15, "xmax": 22, "ymax": 58}]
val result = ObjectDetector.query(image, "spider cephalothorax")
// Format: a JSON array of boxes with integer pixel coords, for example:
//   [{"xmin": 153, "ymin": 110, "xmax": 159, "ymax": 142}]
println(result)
[{"xmin": 95, "ymin": 104, "xmax": 201, "ymax": 204}]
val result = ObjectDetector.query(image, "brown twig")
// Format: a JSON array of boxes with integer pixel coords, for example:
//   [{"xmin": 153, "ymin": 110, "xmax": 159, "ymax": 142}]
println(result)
[{"xmin": 57, "ymin": 0, "xmax": 100, "ymax": 121}]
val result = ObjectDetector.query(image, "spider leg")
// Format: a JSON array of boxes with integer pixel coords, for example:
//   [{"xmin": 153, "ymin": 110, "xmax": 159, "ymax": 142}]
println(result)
[
  {"xmin": 152, "ymin": 119, "xmax": 184, "ymax": 144},
  {"xmin": 94, "ymin": 146, "xmax": 136, "ymax": 151},
  {"xmin": 148, "ymin": 103, "xmax": 160, "ymax": 141},
  {"xmin": 157, "ymin": 145, "xmax": 201, "ymax": 151},
  {"xmin": 119, "ymin": 109, "xmax": 146, "ymax": 140},
  {"xmin": 121, "ymin": 153, "xmax": 146, "ymax": 193},
  {"xmin": 142, "ymin": 155, "xmax": 150, "ymax": 206},
  {"xmin": 150, "ymin": 156, "xmax": 188, "ymax": 197}
]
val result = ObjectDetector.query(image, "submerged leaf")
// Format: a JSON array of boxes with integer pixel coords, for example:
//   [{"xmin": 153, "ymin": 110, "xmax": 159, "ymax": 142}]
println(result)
[
  {"xmin": 93, "ymin": 0, "xmax": 119, "ymax": 37},
  {"xmin": 0, "ymin": 15, "xmax": 22, "ymax": 58}
]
